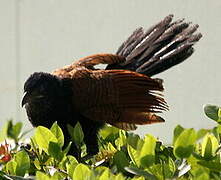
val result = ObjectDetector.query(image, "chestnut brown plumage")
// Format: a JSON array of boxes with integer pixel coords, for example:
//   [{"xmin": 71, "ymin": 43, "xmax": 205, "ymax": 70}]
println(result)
[{"xmin": 22, "ymin": 15, "xmax": 202, "ymax": 158}]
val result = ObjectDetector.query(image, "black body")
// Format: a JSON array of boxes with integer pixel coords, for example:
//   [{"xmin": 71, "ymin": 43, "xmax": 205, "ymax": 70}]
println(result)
[{"xmin": 22, "ymin": 15, "xmax": 202, "ymax": 159}]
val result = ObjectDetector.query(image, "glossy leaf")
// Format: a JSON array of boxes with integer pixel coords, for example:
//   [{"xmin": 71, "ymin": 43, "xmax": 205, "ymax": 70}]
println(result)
[
  {"xmin": 67, "ymin": 123, "xmax": 84, "ymax": 147},
  {"xmin": 33, "ymin": 126, "xmax": 57, "ymax": 153},
  {"xmin": 0, "ymin": 122, "xmax": 9, "ymax": 142},
  {"xmin": 14, "ymin": 150, "xmax": 30, "ymax": 176},
  {"xmin": 113, "ymin": 151, "xmax": 130, "ymax": 173},
  {"xmin": 50, "ymin": 122, "xmax": 64, "ymax": 147},
  {"xmin": 67, "ymin": 159, "xmax": 78, "ymax": 178},
  {"xmin": 7, "ymin": 121, "xmax": 23, "ymax": 141},
  {"xmin": 63, "ymin": 141, "xmax": 72, "ymax": 155},
  {"xmin": 197, "ymin": 129, "xmax": 210, "ymax": 140},
  {"xmin": 204, "ymin": 104, "xmax": 221, "ymax": 123},
  {"xmin": 201, "ymin": 133, "xmax": 219, "ymax": 160},
  {"xmin": 48, "ymin": 142, "xmax": 63, "ymax": 161},
  {"xmin": 140, "ymin": 134, "xmax": 156, "ymax": 167},
  {"xmin": 218, "ymin": 108, "xmax": 221, "ymax": 119},
  {"xmin": 174, "ymin": 128, "xmax": 196, "ymax": 158},
  {"xmin": 99, "ymin": 169, "xmax": 110, "ymax": 180},
  {"xmin": 73, "ymin": 163, "xmax": 91, "ymax": 180},
  {"xmin": 163, "ymin": 157, "xmax": 176, "ymax": 178},
  {"xmin": 99, "ymin": 125, "xmax": 119, "ymax": 141},
  {"xmin": 59, "ymin": 155, "xmax": 78, "ymax": 170},
  {"xmin": 125, "ymin": 167, "xmax": 157, "ymax": 180},
  {"xmin": 6, "ymin": 160, "xmax": 17, "ymax": 175},
  {"xmin": 115, "ymin": 130, "xmax": 127, "ymax": 149},
  {"xmin": 36, "ymin": 171, "xmax": 50, "ymax": 180},
  {"xmin": 127, "ymin": 133, "xmax": 140, "ymax": 149},
  {"xmin": 197, "ymin": 161, "xmax": 221, "ymax": 172},
  {"xmin": 173, "ymin": 125, "xmax": 184, "ymax": 144},
  {"xmin": 127, "ymin": 145, "xmax": 140, "ymax": 166}
]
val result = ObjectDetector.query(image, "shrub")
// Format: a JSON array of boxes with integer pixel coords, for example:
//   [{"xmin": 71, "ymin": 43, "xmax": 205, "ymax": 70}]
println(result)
[{"xmin": 0, "ymin": 104, "xmax": 220, "ymax": 180}]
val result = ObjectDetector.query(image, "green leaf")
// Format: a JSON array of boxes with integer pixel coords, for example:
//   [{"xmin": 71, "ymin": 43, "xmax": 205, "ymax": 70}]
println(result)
[
  {"xmin": 51, "ymin": 172, "xmax": 64, "ymax": 180},
  {"xmin": 0, "ymin": 122, "xmax": 9, "ymax": 142},
  {"xmin": 201, "ymin": 133, "xmax": 219, "ymax": 160},
  {"xmin": 218, "ymin": 108, "xmax": 221, "ymax": 119},
  {"xmin": 14, "ymin": 150, "xmax": 30, "ymax": 176},
  {"xmin": 94, "ymin": 166, "xmax": 109, "ymax": 175},
  {"xmin": 6, "ymin": 160, "xmax": 17, "ymax": 175},
  {"xmin": 59, "ymin": 154, "xmax": 78, "ymax": 170},
  {"xmin": 127, "ymin": 145, "xmax": 140, "ymax": 166},
  {"xmin": 107, "ymin": 142, "xmax": 117, "ymax": 152},
  {"xmin": 216, "ymin": 124, "xmax": 221, "ymax": 134},
  {"xmin": 173, "ymin": 125, "xmax": 184, "ymax": 145},
  {"xmin": 67, "ymin": 123, "xmax": 84, "ymax": 147},
  {"xmin": 197, "ymin": 161, "xmax": 221, "ymax": 172},
  {"xmin": 190, "ymin": 167, "xmax": 210, "ymax": 180},
  {"xmin": 99, "ymin": 169, "xmax": 111, "ymax": 180},
  {"xmin": 127, "ymin": 133, "xmax": 140, "ymax": 149},
  {"xmin": 139, "ymin": 134, "xmax": 156, "ymax": 167},
  {"xmin": 63, "ymin": 141, "xmax": 72, "ymax": 155},
  {"xmin": 113, "ymin": 151, "xmax": 130, "ymax": 173},
  {"xmin": 174, "ymin": 128, "xmax": 196, "ymax": 158},
  {"xmin": 36, "ymin": 171, "xmax": 51, "ymax": 180},
  {"xmin": 33, "ymin": 159, "xmax": 41, "ymax": 170},
  {"xmin": 50, "ymin": 122, "xmax": 64, "ymax": 147},
  {"xmin": 131, "ymin": 177, "xmax": 145, "ymax": 180},
  {"xmin": 12, "ymin": 122, "xmax": 23, "ymax": 140},
  {"xmin": 114, "ymin": 173, "xmax": 125, "ymax": 180},
  {"xmin": 197, "ymin": 129, "xmax": 210, "ymax": 140},
  {"xmin": 66, "ymin": 158, "xmax": 78, "ymax": 178},
  {"xmin": 73, "ymin": 163, "xmax": 91, "ymax": 180},
  {"xmin": 7, "ymin": 121, "xmax": 23, "ymax": 141},
  {"xmin": 204, "ymin": 104, "xmax": 221, "ymax": 123},
  {"xmin": 1, "ymin": 174, "xmax": 34, "ymax": 180},
  {"xmin": 124, "ymin": 167, "xmax": 157, "ymax": 180},
  {"xmin": 212, "ymin": 125, "xmax": 221, "ymax": 142},
  {"xmin": 48, "ymin": 142, "xmax": 63, "ymax": 161},
  {"xmin": 163, "ymin": 157, "xmax": 176, "ymax": 178},
  {"xmin": 33, "ymin": 126, "xmax": 57, "ymax": 153},
  {"xmin": 99, "ymin": 125, "xmax": 119, "ymax": 141},
  {"xmin": 115, "ymin": 130, "xmax": 127, "ymax": 149},
  {"xmin": 194, "ymin": 172, "xmax": 209, "ymax": 180}
]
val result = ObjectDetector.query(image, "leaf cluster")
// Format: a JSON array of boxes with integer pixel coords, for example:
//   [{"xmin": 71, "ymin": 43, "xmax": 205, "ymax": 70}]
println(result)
[{"xmin": 0, "ymin": 104, "xmax": 221, "ymax": 179}]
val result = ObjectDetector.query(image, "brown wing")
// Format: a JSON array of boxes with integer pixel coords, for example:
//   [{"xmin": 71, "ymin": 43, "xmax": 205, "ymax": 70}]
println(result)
[
  {"xmin": 52, "ymin": 54, "xmax": 168, "ymax": 131},
  {"xmin": 52, "ymin": 53, "xmax": 125, "ymax": 77},
  {"xmin": 73, "ymin": 53, "xmax": 125, "ymax": 69},
  {"xmin": 68, "ymin": 68, "xmax": 168, "ymax": 130}
]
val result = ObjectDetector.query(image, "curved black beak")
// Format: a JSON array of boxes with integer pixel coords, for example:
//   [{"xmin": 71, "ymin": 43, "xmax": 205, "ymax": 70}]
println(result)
[{"xmin": 21, "ymin": 92, "xmax": 29, "ymax": 107}]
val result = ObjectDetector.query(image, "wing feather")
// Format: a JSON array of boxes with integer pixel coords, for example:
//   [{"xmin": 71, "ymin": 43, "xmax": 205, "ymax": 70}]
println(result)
[
  {"xmin": 73, "ymin": 54, "xmax": 125, "ymax": 69},
  {"xmin": 68, "ymin": 68, "xmax": 168, "ymax": 130}
]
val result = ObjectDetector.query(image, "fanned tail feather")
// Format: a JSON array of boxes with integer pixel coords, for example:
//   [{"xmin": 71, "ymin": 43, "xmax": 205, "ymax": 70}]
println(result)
[{"xmin": 106, "ymin": 14, "xmax": 202, "ymax": 76}]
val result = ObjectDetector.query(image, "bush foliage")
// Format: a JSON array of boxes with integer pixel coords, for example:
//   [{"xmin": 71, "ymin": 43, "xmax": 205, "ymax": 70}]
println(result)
[{"xmin": 0, "ymin": 104, "xmax": 221, "ymax": 180}]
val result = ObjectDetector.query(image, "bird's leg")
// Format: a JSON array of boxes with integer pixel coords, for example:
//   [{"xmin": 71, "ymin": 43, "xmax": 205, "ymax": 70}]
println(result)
[
  {"xmin": 79, "ymin": 118, "xmax": 104, "ymax": 157},
  {"xmin": 84, "ymin": 131, "xmax": 99, "ymax": 156}
]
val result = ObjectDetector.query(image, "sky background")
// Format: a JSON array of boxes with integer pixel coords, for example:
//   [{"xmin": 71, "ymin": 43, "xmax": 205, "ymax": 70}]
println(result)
[{"xmin": 1, "ymin": 0, "xmax": 221, "ymax": 143}]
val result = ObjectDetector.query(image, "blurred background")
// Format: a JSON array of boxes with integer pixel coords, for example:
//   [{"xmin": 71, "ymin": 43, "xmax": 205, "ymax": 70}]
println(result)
[{"xmin": 1, "ymin": 0, "xmax": 221, "ymax": 143}]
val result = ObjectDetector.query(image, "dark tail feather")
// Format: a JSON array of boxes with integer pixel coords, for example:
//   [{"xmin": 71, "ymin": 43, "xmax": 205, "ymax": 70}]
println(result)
[{"xmin": 106, "ymin": 14, "xmax": 202, "ymax": 76}]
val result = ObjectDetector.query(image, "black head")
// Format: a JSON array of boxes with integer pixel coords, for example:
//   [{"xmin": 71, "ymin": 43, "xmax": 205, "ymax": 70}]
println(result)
[{"xmin": 22, "ymin": 72, "xmax": 62, "ymax": 107}]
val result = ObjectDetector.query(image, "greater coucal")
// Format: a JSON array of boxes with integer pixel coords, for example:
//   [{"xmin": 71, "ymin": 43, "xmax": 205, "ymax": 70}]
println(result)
[{"xmin": 22, "ymin": 15, "xmax": 202, "ymax": 158}]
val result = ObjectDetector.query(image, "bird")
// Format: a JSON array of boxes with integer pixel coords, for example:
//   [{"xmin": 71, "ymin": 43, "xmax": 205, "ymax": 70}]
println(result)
[{"xmin": 22, "ymin": 15, "xmax": 202, "ymax": 159}]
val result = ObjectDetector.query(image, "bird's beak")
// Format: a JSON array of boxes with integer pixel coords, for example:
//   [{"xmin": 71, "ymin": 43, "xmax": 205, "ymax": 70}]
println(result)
[{"xmin": 21, "ymin": 92, "xmax": 29, "ymax": 107}]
